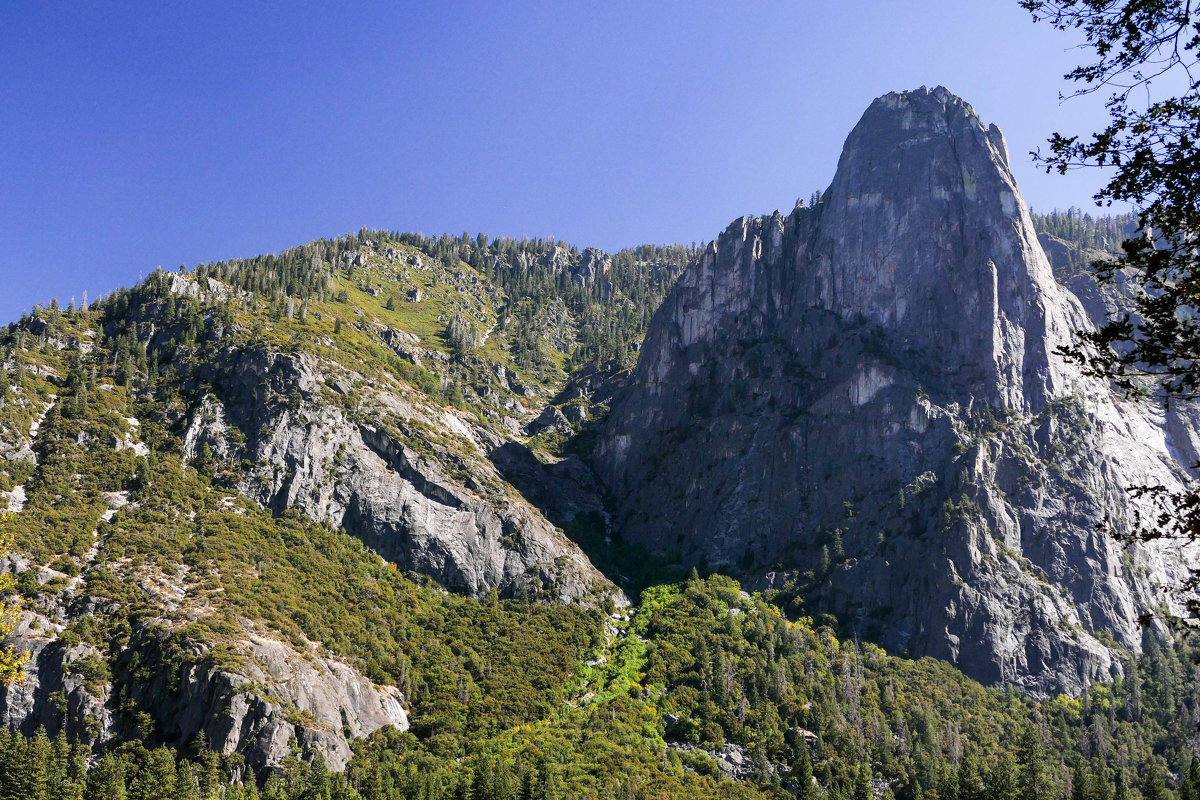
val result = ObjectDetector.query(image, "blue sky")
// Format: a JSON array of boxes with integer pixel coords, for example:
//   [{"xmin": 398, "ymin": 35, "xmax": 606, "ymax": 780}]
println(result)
[{"xmin": 1, "ymin": 1, "xmax": 1113, "ymax": 324}]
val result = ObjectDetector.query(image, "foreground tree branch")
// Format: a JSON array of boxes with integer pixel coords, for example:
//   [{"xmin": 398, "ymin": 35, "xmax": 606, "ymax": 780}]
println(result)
[{"xmin": 1025, "ymin": 0, "xmax": 1200, "ymax": 625}]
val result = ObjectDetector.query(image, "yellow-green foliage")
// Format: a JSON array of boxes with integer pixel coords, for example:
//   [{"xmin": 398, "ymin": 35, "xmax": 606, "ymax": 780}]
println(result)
[
  {"xmin": 622, "ymin": 573, "xmax": 1197, "ymax": 800},
  {"xmin": 0, "ymin": 512, "xmax": 30, "ymax": 686}
]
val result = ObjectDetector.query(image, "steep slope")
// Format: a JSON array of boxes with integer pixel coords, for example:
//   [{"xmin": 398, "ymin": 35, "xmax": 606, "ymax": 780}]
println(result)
[
  {"xmin": 0, "ymin": 237, "xmax": 664, "ymax": 773},
  {"xmin": 179, "ymin": 343, "xmax": 605, "ymax": 601},
  {"xmin": 596, "ymin": 86, "xmax": 1193, "ymax": 697},
  {"xmin": 4, "ymin": 568, "xmax": 1198, "ymax": 800}
]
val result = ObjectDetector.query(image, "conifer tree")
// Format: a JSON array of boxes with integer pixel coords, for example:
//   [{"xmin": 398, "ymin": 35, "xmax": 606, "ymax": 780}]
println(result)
[
  {"xmin": 128, "ymin": 746, "xmax": 178, "ymax": 800},
  {"xmin": 958, "ymin": 751, "xmax": 984, "ymax": 800},
  {"xmin": 854, "ymin": 764, "xmax": 873, "ymax": 800},
  {"xmin": 985, "ymin": 756, "xmax": 1017, "ymax": 800},
  {"xmin": 1017, "ymin": 726, "xmax": 1047, "ymax": 800},
  {"xmin": 1143, "ymin": 766, "xmax": 1169, "ymax": 800},
  {"xmin": 794, "ymin": 740, "xmax": 816, "ymax": 800},
  {"xmin": 1070, "ymin": 762, "xmax": 1090, "ymax": 800},
  {"xmin": 175, "ymin": 761, "xmax": 200, "ymax": 800},
  {"xmin": 939, "ymin": 760, "xmax": 960, "ymax": 800},
  {"xmin": 0, "ymin": 728, "xmax": 49, "ymax": 800},
  {"xmin": 83, "ymin": 753, "xmax": 126, "ymax": 800},
  {"xmin": 194, "ymin": 735, "xmax": 221, "ymax": 800},
  {"xmin": 1114, "ymin": 769, "xmax": 1130, "ymax": 800},
  {"xmin": 1182, "ymin": 758, "xmax": 1200, "ymax": 800}
]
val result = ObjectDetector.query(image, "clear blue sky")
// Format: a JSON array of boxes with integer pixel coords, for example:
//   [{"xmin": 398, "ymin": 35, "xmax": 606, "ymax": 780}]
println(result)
[{"xmin": 0, "ymin": 0, "xmax": 1112, "ymax": 325}]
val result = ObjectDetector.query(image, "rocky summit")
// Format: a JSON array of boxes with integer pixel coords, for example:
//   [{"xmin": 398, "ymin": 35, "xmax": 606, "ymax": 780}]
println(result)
[{"xmin": 596, "ymin": 86, "xmax": 1194, "ymax": 697}]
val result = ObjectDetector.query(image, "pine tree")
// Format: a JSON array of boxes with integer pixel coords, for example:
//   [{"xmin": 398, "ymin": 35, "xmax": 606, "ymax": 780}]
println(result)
[
  {"xmin": 535, "ymin": 760, "xmax": 563, "ymax": 800},
  {"xmin": 451, "ymin": 770, "xmax": 472, "ymax": 800},
  {"xmin": 854, "ymin": 765, "xmax": 873, "ymax": 800},
  {"xmin": 128, "ymin": 747, "xmax": 177, "ymax": 800},
  {"xmin": 1090, "ymin": 765, "xmax": 1112, "ymax": 800},
  {"xmin": 83, "ymin": 754, "xmax": 125, "ymax": 800},
  {"xmin": 260, "ymin": 775, "xmax": 288, "ymax": 800},
  {"xmin": 61, "ymin": 740, "xmax": 89, "ymax": 800},
  {"xmin": 938, "ymin": 760, "xmax": 959, "ymax": 800},
  {"xmin": 1143, "ymin": 766, "xmax": 1169, "ymax": 800},
  {"xmin": 44, "ymin": 731, "xmax": 74, "ymax": 800},
  {"xmin": 518, "ymin": 767, "xmax": 536, "ymax": 800},
  {"xmin": 1016, "ymin": 726, "xmax": 1047, "ymax": 800},
  {"xmin": 174, "ymin": 761, "xmax": 199, "ymax": 800},
  {"xmin": 1114, "ymin": 770, "xmax": 1129, "ymax": 800},
  {"xmin": 0, "ymin": 728, "xmax": 49, "ymax": 800},
  {"xmin": 1071, "ymin": 762, "xmax": 1090, "ymax": 800},
  {"xmin": 1182, "ymin": 758, "xmax": 1200, "ymax": 800},
  {"xmin": 194, "ymin": 736, "xmax": 221, "ymax": 800},
  {"xmin": 306, "ymin": 755, "xmax": 331, "ymax": 800},
  {"xmin": 958, "ymin": 751, "xmax": 983, "ymax": 800},
  {"xmin": 794, "ymin": 740, "xmax": 816, "ymax": 800},
  {"xmin": 985, "ymin": 756, "xmax": 1017, "ymax": 800}
]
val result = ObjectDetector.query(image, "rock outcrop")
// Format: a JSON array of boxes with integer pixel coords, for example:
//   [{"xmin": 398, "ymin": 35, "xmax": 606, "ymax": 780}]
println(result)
[
  {"xmin": 0, "ymin": 610, "xmax": 407, "ymax": 773},
  {"xmin": 120, "ymin": 627, "xmax": 408, "ymax": 772},
  {"xmin": 0, "ymin": 615, "xmax": 113, "ymax": 746},
  {"xmin": 574, "ymin": 248, "xmax": 612, "ymax": 286},
  {"xmin": 182, "ymin": 347, "xmax": 611, "ymax": 603},
  {"xmin": 515, "ymin": 244, "xmax": 611, "ymax": 286},
  {"xmin": 596, "ymin": 87, "xmax": 1192, "ymax": 696}
]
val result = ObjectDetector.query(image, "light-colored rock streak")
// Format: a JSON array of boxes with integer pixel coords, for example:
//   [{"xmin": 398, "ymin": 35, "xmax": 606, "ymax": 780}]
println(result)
[{"xmin": 2, "ymin": 395, "xmax": 56, "ymax": 512}]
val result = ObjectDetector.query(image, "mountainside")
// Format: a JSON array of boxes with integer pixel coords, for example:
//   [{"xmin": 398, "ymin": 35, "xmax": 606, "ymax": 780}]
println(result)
[
  {"xmin": 0, "ymin": 235, "xmax": 689, "ymax": 774},
  {"xmin": 595, "ymin": 86, "xmax": 1194, "ymax": 697},
  {"xmin": 0, "ymin": 87, "xmax": 1198, "ymax": 800}
]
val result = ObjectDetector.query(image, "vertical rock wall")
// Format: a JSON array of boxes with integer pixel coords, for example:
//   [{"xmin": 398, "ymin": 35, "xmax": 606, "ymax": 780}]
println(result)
[{"xmin": 597, "ymin": 87, "xmax": 1192, "ymax": 696}]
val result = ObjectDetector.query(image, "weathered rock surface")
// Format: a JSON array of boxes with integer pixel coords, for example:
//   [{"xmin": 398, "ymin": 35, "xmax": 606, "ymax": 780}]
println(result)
[
  {"xmin": 668, "ymin": 741, "xmax": 772, "ymax": 782},
  {"xmin": 527, "ymin": 404, "xmax": 572, "ymax": 436},
  {"xmin": 120, "ymin": 626, "xmax": 407, "ymax": 772},
  {"xmin": 1036, "ymin": 231, "xmax": 1142, "ymax": 334},
  {"xmin": 511, "ymin": 244, "xmax": 611, "ymax": 286},
  {"xmin": 0, "ymin": 615, "xmax": 113, "ymax": 746},
  {"xmin": 596, "ymin": 87, "xmax": 1192, "ymax": 696},
  {"xmin": 0, "ymin": 610, "xmax": 406, "ymax": 773},
  {"xmin": 575, "ymin": 248, "xmax": 612, "ymax": 286},
  {"xmin": 182, "ymin": 348, "xmax": 611, "ymax": 602}
]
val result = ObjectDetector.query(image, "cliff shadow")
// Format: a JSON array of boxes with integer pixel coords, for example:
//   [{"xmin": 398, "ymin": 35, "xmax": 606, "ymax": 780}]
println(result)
[{"xmin": 488, "ymin": 440, "xmax": 684, "ymax": 599}]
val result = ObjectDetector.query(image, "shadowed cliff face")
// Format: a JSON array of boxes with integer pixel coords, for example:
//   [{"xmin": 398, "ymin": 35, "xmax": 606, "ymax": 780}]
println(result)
[{"xmin": 596, "ymin": 87, "xmax": 1194, "ymax": 697}]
